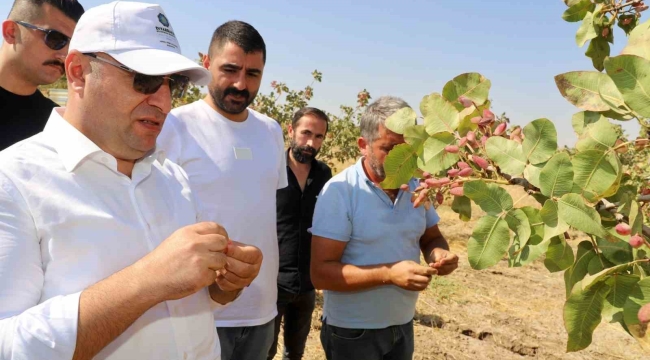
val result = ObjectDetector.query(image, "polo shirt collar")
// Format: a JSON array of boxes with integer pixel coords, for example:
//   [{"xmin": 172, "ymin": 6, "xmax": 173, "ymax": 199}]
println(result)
[{"xmin": 45, "ymin": 108, "xmax": 166, "ymax": 172}]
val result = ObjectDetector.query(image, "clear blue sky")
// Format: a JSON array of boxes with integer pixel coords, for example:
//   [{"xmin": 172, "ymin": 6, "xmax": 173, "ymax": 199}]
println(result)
[{"xmin": 2, "ymin": 0, "xmax": 640, "ymax": 146}]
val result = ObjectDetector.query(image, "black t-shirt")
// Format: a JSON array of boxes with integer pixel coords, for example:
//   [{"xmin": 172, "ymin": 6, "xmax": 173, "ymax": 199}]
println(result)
[
  {"xmin": 0, "ymin": 86, "xmax": 57, "ymax": 151},
  {"xmin": 276, "ymin": 150, "xmax": 332, "ymax": 294}
]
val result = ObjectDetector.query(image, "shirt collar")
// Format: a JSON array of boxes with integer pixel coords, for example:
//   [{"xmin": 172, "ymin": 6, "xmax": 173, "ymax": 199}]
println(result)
[{"xmin": 44, "ymin": 108, "xmax": 166, "ymax": 172}]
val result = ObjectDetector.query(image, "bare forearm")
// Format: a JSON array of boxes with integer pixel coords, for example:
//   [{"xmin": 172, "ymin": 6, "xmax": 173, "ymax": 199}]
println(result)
[
  {"xmin": 311, "ymin": 261, "xmax": 391, "ymax": 292},
  {"xmin": 72, "ymin": 264, "xmax": 161, "ymax": 360},
  {"xmin": 422, "ymin": 235, "xmax": 449, "ymax": 264}
]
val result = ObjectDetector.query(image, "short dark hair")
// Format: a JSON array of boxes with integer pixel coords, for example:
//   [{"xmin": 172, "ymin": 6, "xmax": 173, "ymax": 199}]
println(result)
[
  {"xmin": 9, "ymin": 0, "xmax": 84, "ymax": 22},
  {"xmin": 208, "ymin": 20, "xmax": 266, "ymax": 63},
  {"xmin": 292, "ymin": 107, "xmax": 330, "ymax": 133}
]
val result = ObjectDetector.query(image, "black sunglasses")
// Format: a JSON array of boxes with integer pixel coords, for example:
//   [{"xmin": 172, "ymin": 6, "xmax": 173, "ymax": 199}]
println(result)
[
  {"xmin": 16, "ymin": 21, "xmax": 69, "ymax": 50},
  {"xmin": 83, "ymin": 53, "xmax": 190, "ymax": 99}
]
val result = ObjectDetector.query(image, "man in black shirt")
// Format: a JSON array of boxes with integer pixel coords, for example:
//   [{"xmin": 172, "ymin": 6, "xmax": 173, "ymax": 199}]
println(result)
[
  {"xmin": 269, "ymin": 107, "xmax": 332, "ymax": 360},
  {"xmin": 0, "ymin": 0, "xmax": 84, "ymax": 150}
]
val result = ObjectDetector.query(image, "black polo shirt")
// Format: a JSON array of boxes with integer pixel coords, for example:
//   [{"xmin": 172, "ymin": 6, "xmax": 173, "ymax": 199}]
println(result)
[{"xmin": 277, "ymin": 150, "xmax": 332, "ymax": 294}]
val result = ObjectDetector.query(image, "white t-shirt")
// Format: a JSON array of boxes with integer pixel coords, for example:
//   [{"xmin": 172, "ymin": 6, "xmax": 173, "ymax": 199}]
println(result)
[{"xmin": 158, "ymin": 99, "xmax": 288, "ymax": 327}]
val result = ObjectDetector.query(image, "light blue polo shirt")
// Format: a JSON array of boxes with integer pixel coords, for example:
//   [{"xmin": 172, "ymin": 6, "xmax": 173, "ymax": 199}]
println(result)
[{"xmin": 310, "ymin": 158, "xmax": 440, "ymax": 329}]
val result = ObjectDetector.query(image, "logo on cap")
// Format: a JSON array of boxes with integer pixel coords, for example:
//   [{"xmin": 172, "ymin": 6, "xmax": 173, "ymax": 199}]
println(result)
[{"xmin": 158, "ymin": 13, "xmax": 170, "ymax": 27}]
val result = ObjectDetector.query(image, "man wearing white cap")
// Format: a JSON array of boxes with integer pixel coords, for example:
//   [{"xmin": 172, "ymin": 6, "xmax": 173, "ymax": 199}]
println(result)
[{"xmin": 0, "ymin": 2, "xmax": 262, "ymax": 360}]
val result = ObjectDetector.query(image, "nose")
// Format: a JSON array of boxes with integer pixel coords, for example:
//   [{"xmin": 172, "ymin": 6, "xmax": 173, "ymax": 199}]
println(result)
[
  {"xmin": 146, "ymin": 80, "xmax": 172, "ymax": 114},
  {"xmin": 232, "ymin": 71, "xmax": 247, "ymax": 91}
]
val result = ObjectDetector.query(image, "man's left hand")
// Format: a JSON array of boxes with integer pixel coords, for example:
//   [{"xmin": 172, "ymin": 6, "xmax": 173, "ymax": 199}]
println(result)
[
  {"xmin": 428, "ymin": 248, "xmax": 458, "ymax": 276},
  {"xmin": 216, "ymin": 241, "xmax": 263, "ymax": 291}
]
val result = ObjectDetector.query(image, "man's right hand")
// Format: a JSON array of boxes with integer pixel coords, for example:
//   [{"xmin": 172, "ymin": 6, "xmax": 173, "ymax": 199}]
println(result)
[
  {"xmin": 137, "ymin": 222, "xmax": 229, "ymax": 301},
  {"xmin": 388, "ymin": 260, "xmax": 437, "ymax": 291}
]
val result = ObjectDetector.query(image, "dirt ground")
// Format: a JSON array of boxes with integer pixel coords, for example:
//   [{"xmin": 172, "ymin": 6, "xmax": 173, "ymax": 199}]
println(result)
[{"xmin": 272, "ymin": 186, "xmax": 650, "ymax": 360}]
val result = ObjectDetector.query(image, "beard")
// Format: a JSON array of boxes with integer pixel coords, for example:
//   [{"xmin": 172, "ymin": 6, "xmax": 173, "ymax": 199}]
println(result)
[
  {"xmin": 209, "ymin": 85, "xmax": 257, "ymax": 114},
  {"xmin": 290, "ymin": 138, "xmax": 319, "ymax": 164},
  {"xmin": 367, "ymin": 151, "xmax": 385, "ymax": 181}
]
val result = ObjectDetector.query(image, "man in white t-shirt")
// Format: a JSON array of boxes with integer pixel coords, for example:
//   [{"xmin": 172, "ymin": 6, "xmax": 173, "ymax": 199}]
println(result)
[{"xmin": 158, "ymin": 20, "xmax": 287, "ymax": 360}]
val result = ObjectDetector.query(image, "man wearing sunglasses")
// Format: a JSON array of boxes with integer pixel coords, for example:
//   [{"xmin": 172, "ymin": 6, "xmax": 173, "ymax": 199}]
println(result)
[
  {"xmin": 0, "ymin": 2, "xmax": 263, "ymax": 360},
  {"xmin": 0, "ymin": 0, "xmax": 84, "ymax": 151}
]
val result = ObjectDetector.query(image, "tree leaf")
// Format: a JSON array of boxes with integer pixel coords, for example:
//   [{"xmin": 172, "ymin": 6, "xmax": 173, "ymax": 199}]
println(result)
[
  {"xmin": 380, "ymin": 144, "xmax": 418, "ymax": 189},
  {"xmin": 572, "ymin": 111, "xmax": 605, "ymax": 136},
  {"xmin": 604, "ymin": 54, "xmax": 650, "ymax": 118},
  {"xmin": 565, "ymin": 241, "xmax": 598, "ymax": 297},
  {"xmin": 572, "ymin": 149, "xmax": 620, "ymax": 202},
  {"xmin": 629, "ymin": 201, "xmax": 644, "ymax": 236},
  {"xmin": 580, "ymin": 263, "xmax": 632, "ymax": 292},
  {"xmin": 541, "ymin": 200, "xmax": 570, "ymax": 240},
  {"xmin": 597, "ymin": 237, "xmax": 633, "ymax": 265},
  {"xmin": 606, "ymin": 274, "xmax": 640, "ymax": 309},
  {"xmin": 509, "ymin": 207, "xmax": 549, "ymax": 267},
  {"xmin": 451, "ymin": 195, "xmax": 471, "ymax": 222},
  {"xmin": 558, "ymin": 194, "xmax": 616, "ymax": 241},
  {"xmin": 621, "ymin": 18, "xmax": 650, "ymax": 60},
  {"xmin": 403, "ymin": 125, "xmax": 428, "ymax": 156},
  {"xmin": 522, "ymin": 118, "xmax": 558, "ymax": 165},
  {"xmin": 463, "ymin": 180, "xmax": 513, "ymax": 216},
  {"xmin": 505, "ymin": 208, "xmax": 531, "ymax": 247},
  {"xmin": 623, "ymin": 277, "xmax": 650, "ymax": 326},
  {"xmin": 540, "ymin": 153, "xmax": 574, "ymax": 198},
  {"xmin": 564, "ymin": 281, "xmax": 610, "ymax": 352},
  {"xmin": 468, "ymin": 215, "xmax": 511, "ymax": 270},
  {"xmin": 545, "ymin": 236, "xmax": 575, "ymax": 272},
  {"xmin": 419, "ymin": 132, "xmax": 459, "ymax": 174},
  {"xmin": 385, "ymin": 107, "xmax": 417, "ymax": 135},
  {"xmin": 575, "ymin": 118, "xmax": 618, "ymax": 152},
  {"xmin": 422, "ymin": 94, "xmax": 460, "ymax": 135},
  {"xmin": 523, "ymin": 163, "xmax": 544, "ymax": 189},
  {"xmin": 576, "ymin": 12, "xmax": 598, "ymax": 47},
  {"xmin": 442, "ymin": 72, "xmax": 491, "ymax": 110},
  {"xmin": 555, "ymin": 71, "xmax": 624, "ymax": 112},
  {"xmin": 562, "ymin": 0, "xmax": 595, "ymax": 22},
  {"xmin": 485, "ymin": 137, "xmax": 526, "ymax": 175},
  {"xmin": 585, "ymin": 36, "xmax": 610, "ymax": 72}
]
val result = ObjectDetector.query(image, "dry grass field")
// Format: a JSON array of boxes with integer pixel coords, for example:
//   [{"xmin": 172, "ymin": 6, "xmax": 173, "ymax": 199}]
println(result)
[{"xmin": 272, "ymin": 179, "xmax": 650, "ymax": 360}]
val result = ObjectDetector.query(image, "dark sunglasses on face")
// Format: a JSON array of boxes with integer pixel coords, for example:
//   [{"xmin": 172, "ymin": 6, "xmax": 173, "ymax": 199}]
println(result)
[
  {"xmin": 16, "ymin": 21, "xmax": 70, "ymax": 50},
  {"xmin": 83, "ymin": 53, "xmax": 190, "ymax": 99}
]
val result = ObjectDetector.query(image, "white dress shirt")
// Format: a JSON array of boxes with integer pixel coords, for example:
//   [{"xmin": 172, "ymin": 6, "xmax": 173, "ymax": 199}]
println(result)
[{"xmin": 0, "ymin": 109, "xmax": 221, "ymax": 360}]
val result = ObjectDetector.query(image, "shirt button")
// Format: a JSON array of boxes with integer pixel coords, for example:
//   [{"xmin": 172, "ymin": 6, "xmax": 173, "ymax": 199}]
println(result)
[{"xmin": 183, "ymin": 352, "xmax": 188, "ymax": 360}]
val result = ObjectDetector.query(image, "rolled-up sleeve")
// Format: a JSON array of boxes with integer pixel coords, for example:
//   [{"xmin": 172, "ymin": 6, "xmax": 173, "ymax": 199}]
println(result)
[{"xmin": 0, "ymin": 173, "xmax": 80, "ymax": 360}]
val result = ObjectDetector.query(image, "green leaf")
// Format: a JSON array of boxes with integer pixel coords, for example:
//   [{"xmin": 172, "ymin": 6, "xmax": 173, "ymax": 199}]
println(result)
[
  {"xmin": 571, "ymin": 111, "xmax": 605, "ymax": 136},
  {"xmin": 585, "ymin": 36, "xmax": 610, "ymax": 72},
  {"xmin": 558, "ymin": 194, "xmax": 616, "ymax": 241},
  {"xmin": 380, "ymin": 144, "xmax": 418, "ymax": 189},
  {"xmin": 442, "ymin": 73, "xmax": 491, "ymax": 110},
  {"xmin": 539, "ymin": 153, "xmax": 574, "ymax": 198},
  {"xmin": 385, "ymin": 107, "xmax": 417, "ymax": 135},
  {"xmin": 524, "ymin": 163, "xmax": 544, "ymax": 189},
  {"xmin": 555, "ymin": 71, "xmax": 625, "ymax": 112},
  {"xmin": 541, "ymin": 200, "xmax": 570, "ymax": 240},
  {"xmin": 451, "ymin": 195, "xmax": 471, "ymax": 222},
  {"xmin": 511, "ymin": 207, "xmax": 549, "ymax": 267},
  {"xmin": 580, "ymin": 263, "xmax": 632, "ymax": 292},
  {"xmin": 576, "ymin": 12, "xmax": 598, "ymax": 47},
  {"xmin": 545, "ymin": 236, "xmax": 575, "ymax": 272},
  {"xmin": 485, "ymin": 137, "xmax": 526, "ymax": 175},
  {"xmin": 572, "ymin": 150, "xmax": 620, "ymax": 202},
  {"xmin": 463, "ymin": 180, "xmax": 513, "ymax": 216},
  {"xmin": 457, "ymin": 101, "xmax": 489, "ymax": 136},
  {"xmin": 565, "ymin": 241, "xmax": 598, "ymax": 297},
  {"xmin": 575, "ymin": 118, "xmax": 618, "ymax": 152},
  {"xmin": 522, "ymin": 118, "xmax": 557, "ymax": 165},
  {"xmin": 505, "ymin": 208, "xmax": 531, "ymax": 247},
  {"xmin": 629, "ymin": 201, "xmax": 644, "ymax": 236},
  {"xmin": 422, "ymin": 94, "xmax": 460, "ymax": 135},
  {"xmin": 597, "ymin": 237, "xmax": 633, "ymax": 265},
  {"xmin": 621, "ymin": 18, "xmax": 650, "ymax": 60},
  {"xmin": 467, "ymin": 215, "xmax": 511, "ymax": 270},
  {"xmin": 604, "ymin": 55, "xmax": 650, "ymax": 118},
  {"xmin": 419, "ymin": 132, "xmax": 459, "ymax": 174},
  {"xmin": 403, "ymin": 125, "xmax": 428, "ymax": 156},
  {"xmin": 563, "ymin": 0, "xmax": 595, "ymax": 22},
  {"xmin": 564, "ymin": 281, "xmax": 610, "ymax": 352},
  {"xmin": 606, "ymin": 274, "xmax": 640, "ymax": 309},
  {"xmin": 623, "ymin": 277, "xmax": 650, "ymax": 326}
]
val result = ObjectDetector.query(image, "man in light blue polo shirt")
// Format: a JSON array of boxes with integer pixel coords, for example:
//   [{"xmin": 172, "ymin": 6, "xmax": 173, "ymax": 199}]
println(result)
[{"xmin": 310, "ymin": 96, "xmax": 459, "ymax": 360}]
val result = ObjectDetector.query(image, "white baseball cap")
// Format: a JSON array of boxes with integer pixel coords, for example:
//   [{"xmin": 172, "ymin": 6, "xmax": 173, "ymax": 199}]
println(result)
[{"xmin": 69, "ymin": 1, "xmax": 211, "ymax": 86}]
